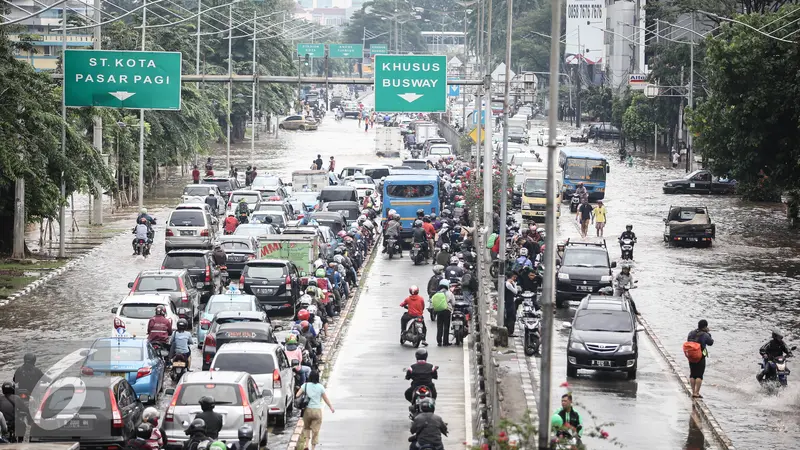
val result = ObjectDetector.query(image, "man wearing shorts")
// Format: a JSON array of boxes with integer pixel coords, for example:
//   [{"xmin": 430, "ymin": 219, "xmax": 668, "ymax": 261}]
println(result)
[
  {"xmin": 576, "ymin": 200, "xmax": 593, "ymax": 238},
  {"xmin": 592, "ymin": 200, "xmax": 607, "ymax": 237},
  {"xmin": 687, "ymin": 319, "xmax": 714, "ymax": 398}
]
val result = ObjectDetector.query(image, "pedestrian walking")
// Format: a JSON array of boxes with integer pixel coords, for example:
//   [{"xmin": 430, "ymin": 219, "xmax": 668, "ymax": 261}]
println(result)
[
  {"xmin": 684, "ymin": 319, "xmax": 714, "ymax": 399},
  {"xmin": 672, "ymin": 151, "xmax": 680, "ymax": 168},
  {"xmin": 364, "ymin": 116, "xmax": 370, "ymax": 132},
  {"xmin": 328, "ymin": 156, "xmax": 336, "ymax": 172},
  {"xmin": 504, "ymin": 272, "xmax": 519, "ymax": 337},
  {"xmin": 314, "ymin": 155, "xmax": 323, "ymax": 171},
  {"xmin": 592, "ymin": 200, "xmax": 607, "ymax": 237},
  {"xmin": 192, "ymin": 165, "xmax": 200, "ymax": 184},
  {"xmin": 680, "ymin": 145, "xmax": 687, "ymax": 162},
  {"xmin": 576, "ymin": 200, "xmax": 593, "ymax": 238},
  {"xmin": 294, "ymin": 371, "xmax": 334, "ymax": 450}
]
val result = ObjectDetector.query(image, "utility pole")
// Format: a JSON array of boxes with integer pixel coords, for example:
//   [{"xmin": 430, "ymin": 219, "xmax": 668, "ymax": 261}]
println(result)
[
  {"xmin": 226, "ymin": 4, "xmax": 232, "ymax": 169},
  {"xmin": 138, "ymin": 0, "xmax": 147, "ymax": 210},
  {"xmin": 496, "ymin": 0, "xmax": 513, "ymax": 325},
  {"xmin": 250, "ymin": 11, "xmax": 257, "ymax": 166},
  {"xmin": 482, "ymin": 0, "xmax": 493, "ymax": 229},
  {"xmin": 476, "ymin": 89, "xmax": 482, "ymax": 185},
  {"xmin": 91, "ymin": 0, "xmax": 103, "ymax": 225},
  {"xmin": 687, "ymin": 12, "xmax": 694, "ymax": 173},
  {"xmin": 538, "ymin": 0, "xmax": 561, "ymax": 443},
  {"xmin": 477, "ymin": 0, "xmax": 484, "ymax": 73},
  {"xmin": 678, "ymin": 65, "xmax": 684, "ymax": 151},
  {"xmin": 59, "ymin": 6, "xmax": 66, "ymax": 258},
  {"xmin": 196, "ymin": 0, "xmax": 201, "ymax": 87}
]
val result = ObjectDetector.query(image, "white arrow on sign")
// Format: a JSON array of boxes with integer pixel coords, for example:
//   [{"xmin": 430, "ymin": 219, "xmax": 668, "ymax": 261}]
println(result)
[
  {"xmin": 398, "ymin": 93, "xmax": 423, "ymax": 103},
  {"xmin": 109, "ymin": 91, "xmax": 136, "ymax": 101}
]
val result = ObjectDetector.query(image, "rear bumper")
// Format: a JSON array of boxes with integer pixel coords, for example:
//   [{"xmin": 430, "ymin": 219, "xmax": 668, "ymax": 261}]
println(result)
[{"xmin": 165, "ymin": 237, "xmax": 212, "ymax": 249}]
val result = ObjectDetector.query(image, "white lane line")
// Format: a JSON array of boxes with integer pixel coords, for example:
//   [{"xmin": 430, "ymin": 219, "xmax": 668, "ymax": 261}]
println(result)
[{"xmin": 463, "ymin": 333, "xmax": 473, "ymax": 446}]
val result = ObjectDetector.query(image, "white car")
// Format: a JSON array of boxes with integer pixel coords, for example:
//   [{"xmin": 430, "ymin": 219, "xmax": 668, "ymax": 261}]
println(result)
[
  {"xmin": 343, "ymin": 175, "xmax": 377, "ymax": 200},
  {"xmin": 181, "ymin": 184, "xmax": 222, "ymax": 205},
  {"xmin": 110, "ymin": 294, "xmax": 179, "ymax": 338},
  {"xmin": 536, "ymin": 128, "xmax": 568, "ymax": 146},
  {"xmin": 225, "ymin": 190, "xmax": 264, "ymax": 216},
  {"xmin": 425, "ymin": 144, "xmax": 454, "ymax": 163}
]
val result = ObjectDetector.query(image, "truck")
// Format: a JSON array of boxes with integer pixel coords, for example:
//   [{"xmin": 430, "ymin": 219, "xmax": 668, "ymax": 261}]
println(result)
[
  {"xmin": 414, "ymin": 123, "xmax": 439, "ymax": 149},
  {"xmin": 257, "ymin": 234, "xmax": 320, "ymax": 276},
  {"xmin": 663, "ymin": 206, "xmax": 715, "ymax": 247},
  {"xmin": 521, "ymin": 166, "xmax": 562, "ymax": 222},
  {"xmin": 291, "ymin": 170, "xmax": 329, "ymax": 193}
]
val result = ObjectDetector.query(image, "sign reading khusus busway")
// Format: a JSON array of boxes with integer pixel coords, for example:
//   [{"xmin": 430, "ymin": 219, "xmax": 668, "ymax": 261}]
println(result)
[
  {"xmin": 64, "ymin": 50, "xmax": 182, "ymax": 110},
  {"xmin": 374, "ymin": 55, "xmax": 447, "ymax": 113}
]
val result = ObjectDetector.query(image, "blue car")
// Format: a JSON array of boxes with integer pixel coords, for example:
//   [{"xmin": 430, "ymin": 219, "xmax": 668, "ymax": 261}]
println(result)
[
  {"xmin": 197, "ymin": 293, "xmax": 263, "ymax": 348},
  {"xmin": 80, "ymin": 337, "xmax": 165, "ymax": 404}
]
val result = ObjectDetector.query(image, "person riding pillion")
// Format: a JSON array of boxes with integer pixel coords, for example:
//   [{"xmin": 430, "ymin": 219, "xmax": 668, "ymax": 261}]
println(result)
[{"xmin": 409, "ymin": 398, "xmax": 448, "ymax": 450}]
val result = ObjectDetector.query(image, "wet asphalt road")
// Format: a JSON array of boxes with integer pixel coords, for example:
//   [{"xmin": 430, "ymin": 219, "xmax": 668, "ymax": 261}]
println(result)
[{"xmin": 318, "ymin": 250, "xmax": 468, "ymax": 449}]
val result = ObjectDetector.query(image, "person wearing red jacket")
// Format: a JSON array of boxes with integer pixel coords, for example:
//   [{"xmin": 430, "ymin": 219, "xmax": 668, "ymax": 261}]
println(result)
[
  {"xmin": 147, "ymin": 305, "xmax": 172, "ymax": 345},
  {"xmin": 400, "ymin": 286, "xmax": 428, "ymax": 346},
  {"xmin": 223, "ymin": 214, "xmax": 239, "ymax": 234}
]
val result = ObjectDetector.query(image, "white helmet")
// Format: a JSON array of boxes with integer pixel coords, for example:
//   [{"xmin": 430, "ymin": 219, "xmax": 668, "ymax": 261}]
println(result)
[
  {"xmin": 140, "ymin": 207, "xmax": 147, "ymax": 214},
  {"xmin": 363, "ymin": 221, "xmax": 374, "ymax": 230},
  {"xmin": 519, "ymin": 248, "xmax": 528, "ymax": 256},
  {"xmin": 209, "ymin": 189, "xmax": 215, "ymax": 196},
  {"xmin": 388, "ymin": 209, "xmax": 397, "ymax": 217}
]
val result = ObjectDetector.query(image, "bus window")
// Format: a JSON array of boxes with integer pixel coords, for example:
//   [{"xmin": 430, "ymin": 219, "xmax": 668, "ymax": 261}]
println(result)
[
  {"xmin": 386, "ymin": 185, "xmax": 435, "ymax": 198},
  {"xmin": 588, "ymin": 163, "xmax": 607, "ymax": 181},
  {"xmin": 564, "ymin": 159, "xmax": 589, "ymax": 180}
]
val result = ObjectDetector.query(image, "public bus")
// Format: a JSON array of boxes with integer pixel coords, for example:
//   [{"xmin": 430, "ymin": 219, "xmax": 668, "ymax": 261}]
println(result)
[
  {"xmin": 558, "ymin": 148, "xmax": 610, "ymax": 201},
  {"xmin": 382, "ymin": 172, "xmax": 440, "ymax": 238}
]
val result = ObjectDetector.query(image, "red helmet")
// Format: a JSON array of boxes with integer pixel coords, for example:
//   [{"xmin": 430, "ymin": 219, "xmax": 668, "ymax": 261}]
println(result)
[
  {"xmin": 297, "ymin": 310, "xmax": 310, "ymax": 321},
  {"xmin": 409, "ymin": 285, "xmax": 419, "ymax": 295},
  {"xmin": 299, "ymin": 320, "xmax": 310, "ymax": 331}
]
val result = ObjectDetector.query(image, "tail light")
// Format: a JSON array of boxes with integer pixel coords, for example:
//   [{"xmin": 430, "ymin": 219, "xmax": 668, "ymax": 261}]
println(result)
[
  {"xmin": 34, "ymin": 384, "xmax": 55, "ymax": 422},
  {"xmin": 81, "ymin": 366, "xmax": 94, "ymax": 375},
  {"xmin": 297, "ymin": 214, "xmax": 304, "ymax": 219},
  {"xmin": 165, "ymin": 385, "xmax": 182, "ymax": 422},
  {"xmin": 247, "ymin": 254, "xmax": 255, "ymax": 260},
  {"xmin": 136, "ymin": 366, "xmax": 152, "ymax": 379},
  {"xmin": 272, "ymin": 369, "xmax": 282, "ymax": 389},
  {"xmin": 166, "ymin": 229, "xmax": 174, "ymax": 237},
  {"xmin": 204, "ymin": 334, "xmax": 216, "ymax": 349},
  {"xmin": 201, "ymin": 229, "xmax": 209, "ymax": 237},
  {"xmin": 240, "ymin": 274, "xmax": 245, "ymax": 285},
  {"xmin": 285, "ymin": 275, "xmax": 292, "ymax": 286},
  {"xmin": 205, "ymin": 266, "xmax": 211, "ymax": 283},
  {"xmin": 200, "ymin": 319, "xmax": 211, "ymax": 330},
  {"xmin": 238, "ymin": 385, "xmax": 254, "ymax": 422},
  {"xmin": 179, "ymin": 278, "xmax": 189, "ymax": 303},
  {"xmin": 109, "ymin": 388, "xmax": 124, "ymax": 428}
]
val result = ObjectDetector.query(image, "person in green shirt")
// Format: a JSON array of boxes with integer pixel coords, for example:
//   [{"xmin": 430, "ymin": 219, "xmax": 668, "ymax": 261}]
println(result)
[{"xmin": 556, "ymin": 393, "xmax": 583, "ymax": 437}]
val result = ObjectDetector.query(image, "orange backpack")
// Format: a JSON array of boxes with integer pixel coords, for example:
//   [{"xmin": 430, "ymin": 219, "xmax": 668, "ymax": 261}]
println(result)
[{"xmin": 683, "ymin": 341, "xmax": 703, "ymax": 363}]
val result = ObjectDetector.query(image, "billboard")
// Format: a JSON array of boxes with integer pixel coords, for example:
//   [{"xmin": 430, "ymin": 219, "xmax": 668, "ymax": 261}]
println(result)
[{"xmin": 565, "ymin": 0, "xmax": 606, "ymax": 65}]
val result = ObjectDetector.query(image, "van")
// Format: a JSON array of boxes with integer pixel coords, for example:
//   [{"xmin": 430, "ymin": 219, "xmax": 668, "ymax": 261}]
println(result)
[
  {"xmin": 165, "ymin": 208, "xmax": 217, "ymax": 252},
  {"xmin": 339, "ymin": 165, "xmax": 391, "ymax": 181},
  {"xmin": 318, "ymin": 186, "xmax": 358, "ymax": 208}
]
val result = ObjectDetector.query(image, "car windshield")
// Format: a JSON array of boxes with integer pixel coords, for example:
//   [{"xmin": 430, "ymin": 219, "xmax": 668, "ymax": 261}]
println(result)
[
  {"xmin": 88, "ymin": 345, "xmax": 143, "ymax": 361},
  {"xmin": 231, "ymin": 193, "xmax": 259, "ymax": 204},
  {"xmin": 564, "ymin": 158, "xmax": 607, "ymax": 182},
  {"xmin": 234, "ymin": 225, "xmax": 273, "ymax": 237},
  {"xmin": 291, "ymin": 193, "xmax": 318, "ymax": 204},
  {"xmin": 163, "ymin": 255, "xmax": 206, "ymax": 270},
  {"xmin": 177, "ymin": 383, "xmax": 241, "ymax": 406},
  {"xmin": 169, "ymin": 211, "xmax": 205, "ymax": 227},
  {"xmin": 430, "ymin": 146, "xmax": 451, "ymax": 155},
  {"xmin": 207, "ymin": 300, "xmax": 253, "ymax": 314},
  {"xmin": 524, "ymin": 179, "xmax": 547, "ymax": 197},
  {"xmin": 562, "ymin": 250, "xmax": 608, "ymax": 268},
  {"xmin": 246, "ymin": 265, "xmax": 286, "ymax": 279},
  {"xmin": 252, "ymin": 177, "xmax": 280, "ymax": 189},
  {"xmin": 386, "ymin": 185, "xmax": 435, "ymax": 198},
  {"xmin": 320, "ymin": 190, "xmax": 356, "ymax": 202},
  {"xmin": 509, "ymin": 127, "xmax": 525, "ymax": 134},
  {"xmin": 43, "ymin": 387, "xmax": 107, "ymax": 415},
  {"xmin": 204, "ymin": 179, "xmax": 234, "ymax": 191},
  {"xmin": 184, "ymin": 186, "xmax": 212, "ymax": 196},
  {"xmin": 119, "ymin": 303, "xmax": 163, "ymax": 319},
  {"xmin": 212, "ymin": 353, "xmax": 275, "ymax": 374},
  {"xmin": 135, "ymin": 276, "xmax": 178, "ymax": 292},
  {"xmin": 251, "ymin": 214, "xmax": 285, "ymax": 226},
  {"xmin": 221, "ymin": 241, "xmax": 252, "ymax": 251},
  {"xmin": 574, "ymin": 311, "xmax": 633, "ymax": 332}
]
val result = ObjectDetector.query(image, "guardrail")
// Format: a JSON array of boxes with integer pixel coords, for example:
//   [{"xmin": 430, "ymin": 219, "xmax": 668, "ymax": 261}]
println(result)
[{"xmin": 431, "ymin": 115, "xmax": 463, "ymax": 157}]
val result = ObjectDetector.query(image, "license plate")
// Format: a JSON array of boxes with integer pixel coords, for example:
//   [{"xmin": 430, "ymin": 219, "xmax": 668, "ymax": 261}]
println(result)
[
  {"xmin": 687, "ymin": 237, "xmax": 698, "ymax": 242},
  {"xmin": 110, "ymin": 372, "xmax": 125, "ymax": 377},
  {"xmin": 576, "ymin": 285, "xmax": 593, "ymax": 292},
  {"xmin": 256, "ymin": 288, "xmax": 275, "ymax": 295},
  {"xmin": 172, "ymin": 361, "xmax": 186, "ymax": 368},
  {"xmin": 591, "ymin": 360, "xmax": 612, "ymax": 367},
  {"xmin": 66, "ymin": 419, "xmax": 91, "ymax": 429},
  {"xmin": 180, "ymin": 230, "xmax": 194, "ymax": 236}
]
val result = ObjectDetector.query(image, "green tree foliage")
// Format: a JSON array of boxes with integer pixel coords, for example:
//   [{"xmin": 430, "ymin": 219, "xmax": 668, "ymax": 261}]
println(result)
[
  {"xmin": 510, "ymin": 1, "xmax": 563, "ymax": 73},
  {"xmin": 580, "ymin": 86, "xmax": 613, "ymax": 122},
  {"xmin": 688, "ymin": 5, "xmax": 800, "ymax": 201},
  {"xmin": 343, "ymin": 0, "xmax": 427, "ymax": 54},
  {"xmin": 622, "ymin": 94, "xmax": 655, "ymax": 151}
]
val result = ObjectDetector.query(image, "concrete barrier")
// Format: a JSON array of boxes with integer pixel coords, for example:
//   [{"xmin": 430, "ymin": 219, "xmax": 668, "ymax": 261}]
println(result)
[{"xmin": 431, "ymin": 116, "xmax": 463, "ymax": 157}]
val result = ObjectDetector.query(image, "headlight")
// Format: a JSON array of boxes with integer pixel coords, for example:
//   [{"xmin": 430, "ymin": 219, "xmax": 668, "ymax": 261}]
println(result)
[
  {"xmin": 600, "ymin": 275, "xmax": 612, "ymax": 283},
  {"xmin": 522, "ymin": 203, "xmax": 531, "ymax": 210},
  {"xmin": 557, "ymin": 273, "xmax": 570, "ymax": 280},
  {"xmin": 618, "ymin": 344, "xmax": 634, "ymax": 352},
  {"xmin": 569, "ymin": 341, "xmax": 584, "ymax": 350},
  {"xmin": 705, "ymin": 228, "xmax": 713, "ymax": 234}
]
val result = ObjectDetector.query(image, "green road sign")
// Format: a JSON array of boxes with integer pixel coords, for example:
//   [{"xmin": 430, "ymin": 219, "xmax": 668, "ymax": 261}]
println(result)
[
  {"xmin": 370, "ymin": 44, "xmax": 388, "ymax": 55},
  {"xmin": 297, "ymin": 43, "xmax": 324, "ymax": 58},
  {"xmin": 64, "ymin": 50, "xmax": 182, "ymax": 110},
  {"xmin": 374, "ymin": 55, "xmax": 447, "ymax": 113},
  {"xmin": 329, "ymin": 44, "xmax": 363, "ymax": 58}
]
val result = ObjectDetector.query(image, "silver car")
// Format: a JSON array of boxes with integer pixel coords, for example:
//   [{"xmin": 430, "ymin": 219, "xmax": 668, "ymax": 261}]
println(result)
[
  {"xmin": 165, "ymin": 207, "xmax": 217, "ymax": 252},
  {"xmin": 210, "ymin": 342, "xmax": 296, "ymax": 427},
  {"xmin": 162, "ymin": 371, "xmax": 272, "ymax": 449}
]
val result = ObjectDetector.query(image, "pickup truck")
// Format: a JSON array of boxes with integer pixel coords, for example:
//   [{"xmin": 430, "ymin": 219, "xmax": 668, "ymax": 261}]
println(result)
[
  {"xmin": 663, "ymin": 206, "xmax": 715, "ymax": 247},
  {"xmin": 662, "ymin": 169, "xmax": 737, "ymax": 195}
]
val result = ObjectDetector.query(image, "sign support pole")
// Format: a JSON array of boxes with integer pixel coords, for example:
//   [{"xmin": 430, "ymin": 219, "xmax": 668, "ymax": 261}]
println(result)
[
  {"xmin": 482, "ymin": 0, "xmax": 493, "ymax": 229},
  {"xmin": 250, "ymin": 11, "xmax": 257, "ymax": 166},
  {"xmin": 226, "ymin": 4, "xmax": 232, "ymax": 169},
  {"xmin": 92, "ymin": 0, "xmax": 103, "ymax": 225},
  {"xmin": 59, "ymin": 6, "xmax": 66, "ymax": 258},
  {"xmin": 138, "ymin": 0, "xmax": 147, "ymax": 210},
  {"xmin": 496, "ymin": 0, "xmax": 513, "ymax": 335}
]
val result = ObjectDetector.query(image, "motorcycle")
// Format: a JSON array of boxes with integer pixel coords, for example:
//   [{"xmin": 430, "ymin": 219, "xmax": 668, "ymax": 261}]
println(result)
[
  {"xmin": 520, "ymin": 291, "xmax": 541, "ymax": 356},
  {"xmin": 151, "ymin": 341, "xmax": 171, "ymax": 364},
  {"xmin": 406, "ymin": 384, "xmax": 436, "ymax": 420},
  {"xmin": 401, "ymin": 310, "xmax": 426, "ymax": 348},
  {"xmin": 569, "ymin": 193, "xmax": 580, "ymax": 213},
  {"xmin": 451, "ymin": 298, "xmax": 471, "ymax": 346},
  {"xmin": 170, "ymin": 354, "xmax": 188, "ymax": 382},
  {"xmin": 410, "ymin": 242, "xmax": 425, "ymax": 265},
  {"xmin": 758, "ymin": 346, "xmax": 796, "ymax": 387},
  {"xmin": 133, "ymin": 238, "xmax": 151, "ymax": 257},
  {"xmin": 386, "ymin": 237, "xmax": 401, "ymax": 259},
  {"xmin": 619, "ymin": 238, "xmax": 635, "ymax": 260},
  {"xmin": 219, "ymin": 265, "xmax": 229, "ymax": 287},
  {"xmin": 411, "ymin": 149, "xmax": 421, "ymax": 159}
]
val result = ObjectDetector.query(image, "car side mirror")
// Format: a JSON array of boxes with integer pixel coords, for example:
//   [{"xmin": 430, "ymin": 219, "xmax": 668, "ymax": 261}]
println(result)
[
  {"xmin": 606, "ymin": 166, "xmax": 611, "ymax": 174},
  {"xmin": 562, "ymin": 322, "xmax": 572, "ymax": 329},
  {"xmin": 166, "ymin": 388, "xmax": 176, "ymax": 396},
  {"xmin": 611, "ymin": 261, "xmax": 617, "ymax": 268},
  {"xmin": 261, "ymin": 389, "xmax": 274, "ymax": 403},
  {"xmin": 111, "ymin": 307, "xmax": 118, "ymax": 314},
  {"xmin": 79, "ymin": 349, "xmax": 89, "ymax": 357},
  {"xmin": 196, "ymin": 282, "xmax": 203, "ymax": 289},
  {"xmin": 138, "ymin": 394, "xmax": 150, "ymax": 403},
  {"xmin": 127, "ymin": 282, "xmax": 134, "ymax": 288},
  {"xmin": 635, "ymin": 325, "xmax": 645, "ymax": 332}
]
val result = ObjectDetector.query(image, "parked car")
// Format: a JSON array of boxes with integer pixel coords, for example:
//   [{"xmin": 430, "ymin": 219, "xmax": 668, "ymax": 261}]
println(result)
[
  {"xmin": 126, "ymin": 269, "xmax": 201, "ymax": 323},
  {"xmin": 225, "ymin": 190, "xmax": 264, "ymax": 216},
  {"xmin": 240, "ymin": 259, "xmax": 302, "ymax": 312},
  {"xmin": 202, "ymin": 320, "xmax": 277, "ymax": 370},
  {"xmin": 279, "ymin": 115, "xmax": 318, "ymax": 131},
  {"xmin": 162, "ymin": 371, "xmax": 272, "ymax": 449},
  {"xmin": 30, "ymin": 376, "xmax": 146, "ymax": 446},
  {"xmin": 587, "ymin": 122, "xmax": 621, "ymax": 140},
  {"xmin": 662, "ymin": 169, "xmax": 737, "ymax": 195},
  {"xmin": 210, "ymin": 342, "xmax": 295, "ymax": 426},
  {"xmin": 111, "ymin": 294, "xmax": 179, "ymax": 337},
  {"xmin": 663, "ymin": 206, "xmax": 715, "ymax": 247},
  {"xmin": 165, "ymin": 208, "xmax": 217, "ymax": 252},
  {"xmin": 233, "ymin": 223, "xmax": 278, "ymax": 239},
  {"xmin": 555, "ymin": 240, "xmax": 616, "ymax": 308},
  {"xmin": 197, "ymin": 293, "xmax": 264, "ymax": 346},
  {"xmin": 79, "ymin": 337, "xmax": 166, "ymax": 404},
  {"xmin": 161, "ymin": 249, "xmax": 224, "ymax": 303},
  {"xmin": 218, "ymin": 235, "xmax": 259, "ymax": 277},
  {"xmin": 564, "ymin": 294, "xmax": 643, "ymax": 379}
]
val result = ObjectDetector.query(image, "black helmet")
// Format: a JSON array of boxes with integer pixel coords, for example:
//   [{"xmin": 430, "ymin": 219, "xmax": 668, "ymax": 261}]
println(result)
[
  {"xmin": 24, "ymin": 353, "xmax": 36, "ymax": 365},
  {"xmin": 415, "ymin": 349, "xmax": 428, "ymax": 361},
  {"xmin": 199, "ymin": 396, "xmax": 215, "ymax": 411},
  {"xmin": 416, "ymin": 208, "xmax": 424, "ymax": 217},
  {"xmin": 442, "ymin": 209, "xmax": 451, "ymax": 218},
  {"xmin": 177, "ymin": 318, "xmax": 189, "ymax": 331},
  {"xmin": 414, "ymin": 220, "xmax": 423, "ymax": 228},
  {"xmin": 136, "ymin": 423, "xmax": 154, "ymax": 440},
  {"xmin": 423, "ymin": 215, "xmax": 431, "ymax": 223},
  {"xmin": 419, "ymin": 397, "xmax": 436, "ymax": 413},
  {"xmin": 626, "ymin": 224, "xmax": 633, "ymax": 230},
  {"xmin": 238, "ymin": 425, "xmax": 254, "ymax": 441},
  {"xmin": 772, "ymin": 330, "xmax": 784, "ymax": 341},
  {"xmin": 189, "ymin": 418, "xmax": 206, "ymax": 433},
  {"xmin": 1, "ymin": 382, "xmax": 14, "ymax": 395}
]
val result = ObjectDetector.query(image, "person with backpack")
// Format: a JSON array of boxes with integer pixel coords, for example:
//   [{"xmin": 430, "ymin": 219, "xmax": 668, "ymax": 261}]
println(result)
[
  {"xmin": 430, "ymin": 279, "xmax": 454, "ymax": 346},
  {"xmin": 684, "ymin": 319, "xmax": 714, "ymax": 398},
  {"xmin": 513, "ymin": 248, "xmax": 534, "ymax": 272}
]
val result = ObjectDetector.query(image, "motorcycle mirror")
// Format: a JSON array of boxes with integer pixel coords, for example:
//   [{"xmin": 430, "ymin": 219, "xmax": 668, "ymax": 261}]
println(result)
[
  {"xmin": 127, "ymin": 282, "xmax": 134, "ymax": 288},
  {"xmin": 634, "ymin": 280, "xmax": 639, "ymax": 283},
  {"xmin": 166, "ymin": 388, "xmax": 175, "ymax": 396},
  {"xmin": 792, "ymin": 346, "xmax": 797, "ymax": 351},
  {"xmin": 611, "ymin": 261, "xmax": 617, "ymax": 268}
]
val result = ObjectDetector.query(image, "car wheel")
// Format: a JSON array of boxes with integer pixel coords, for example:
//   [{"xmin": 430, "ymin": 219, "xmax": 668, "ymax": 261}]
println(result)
[
  {"xmin": 279, "ymin": 124, "xmax": 285, "ymax": 130},
  {"xmin": 300, "ymin": 125, "xmax": 306, "ymax": 131},
  {"xmin": 627, "ymin": 368, "xmax": 637, "ymax": 380},
  {"xmin": 567, "ymin": 364, "xmax": 578, "ymax": 378},
  {"xmin": 275, "ymin": 406, "xmax": 288, "ymax": 427},
  {"xmin": 259, "ymin": 426, "xmax": 268, "ymax": 448}
]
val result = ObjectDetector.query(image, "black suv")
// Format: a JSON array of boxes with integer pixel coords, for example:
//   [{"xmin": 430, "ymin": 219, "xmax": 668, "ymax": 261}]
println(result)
[
  {"xmin": 555, "ymin": 240, "xmax": 616, "ymax": 308},
  {"xmin": 565, "ymin": 295, "xmax": 643, "ymax": 379},
  {"xmin": 161, "ymin": 249, "xmax": 223, "ymax": 303},
  {"xmin": 241, "ymin": 259, "xmax": 302, "ymax": 312},
  {"xmin": 30, "ymin": 376, "xmax": 145, "ymax": 448},
  {"xmin": 127, "ymin": 269, "xmax": 202, "ymax": 321}
]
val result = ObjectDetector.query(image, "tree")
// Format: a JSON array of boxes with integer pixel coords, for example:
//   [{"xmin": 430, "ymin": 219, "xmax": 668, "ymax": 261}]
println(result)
[
  {"xmin": 580, "ymin": 86, "xmax": 613, "ymax": 122},
  {"xmin": 622, "ymin": 94, "xmax": 656, "ymax": 152},
  {"xmin": 343, "ymin": 0, "xmax": 427, "ymax": 54},
  {"xmin": 687, "ymin": 5, "xmax": 800, "ymax": 201}
]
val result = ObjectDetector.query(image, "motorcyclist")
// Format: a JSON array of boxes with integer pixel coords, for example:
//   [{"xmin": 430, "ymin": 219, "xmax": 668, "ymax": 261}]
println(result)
[
  {"xmin": 132, "ymin": 217, "xmax": 151, "ymax": 255},
  {"xmin": 435, "ymin": 243, "xmax": 451, "ymax": 267},
  {"xmin": 236, "ymin": 198, "xmax": 249, "ymax": 224},
  {"xmin": 124, "ymin": 423, "xmax": 154, "ymax": 450},
  {"xmin": 136, "ymin": 207, "xmax": 156, "ymax": 230},
  {"xmin": 400, "ymin": 285, "xmax": 428, "ymax": 346},
  {"xmin": 409, "ymin": 398, "xmax": 448, "ymax": 450},
  {"xmin": 170, "ymin": 318, "xmax": 195, "ymax": 370},
  {"xmin": 284, "ymin": 335, "xmax": 311, "ymax": 384},
  {"xmin": 146, "ymin": 304, "xmax": 173, "ymax": 345},
  {"xmin": 513, "ymin": 247, "xmax": 534, "ymax": 271},
  {"xmin": 384, "ymin": 213, "xmax": 402, "ymax": 255},
  {"xmin": 574, "ymin": 182, "xmax": 589, "ymax": 204},
  {"xmin": 757, "ymin": 330, "xmax": 794, "ymax": 382},
  {"xmin": 422, "ymin": 216, "xmax": 436, "ymax": 263},
  {"xmin": 13, "ymin": 352, "xmax": 48, "ymax": 395},
  {"xmin": 205, "ymin": 190, "xmax": 219, "ymax": 216},
  {"xmin": 142, "ymin": 406, "xmax": 163, "ymax": 450},
  {"xmin": 411, "ymin": 220, "xmax": 429, "ymax": 261},
  {"xmin": 183, "ymin": 418, "xmax": 211, "ymax": 450},
  {"xmin": 614, "ymin": 264, "xmax": 635, "ymax": 297},
  {"xmin": 223, "ymin": 213, "xmax": 239, "ymax": 235},
  {"xmin": 416, "ymin": 208, "xmax": 425, "ymax": 220},
  {"xmin": 212, "ymin": 243, "xmax": 227, "ymax": 267},
  {"xmin": 195, "ymin": 396, "xmax": 224, "ymax": 439},
  {"xmin": 430, "ymin": 212, "xmax": 442, "ymax": 231},
  {"xmin": 405, "ymin": 349, "xmax": 438, "ymax": 402},
  {"xmin": 230, "ymin": 426, "xmax": 258, "ymax": 450},
  {"xmin": 618, "ymin": 225, "xmax": 637, "ymax": 259},
  {"xmin": 0, "ymin": 382, "xmax": 24, "ymax": 442},
  {"xmin": 444, "ymin": 256, "xmax": 464, "ymax": 282}
]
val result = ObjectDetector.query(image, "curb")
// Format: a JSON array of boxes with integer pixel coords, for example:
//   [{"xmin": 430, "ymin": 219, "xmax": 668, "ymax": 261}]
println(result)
[
  {"xmin": 512, "ymin": 333, "xmax": 539, "ymax": 416},
  {"xmin": 286, "ymin": 237, "xmax": 380, "ymax": 450},
  {"xmin": 637, "ymin": 315, "xmax": 736, "ymax": 450},
  {"xmin": 0, "ymin": 245, "xmax": 104, "ymax": 307}
]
